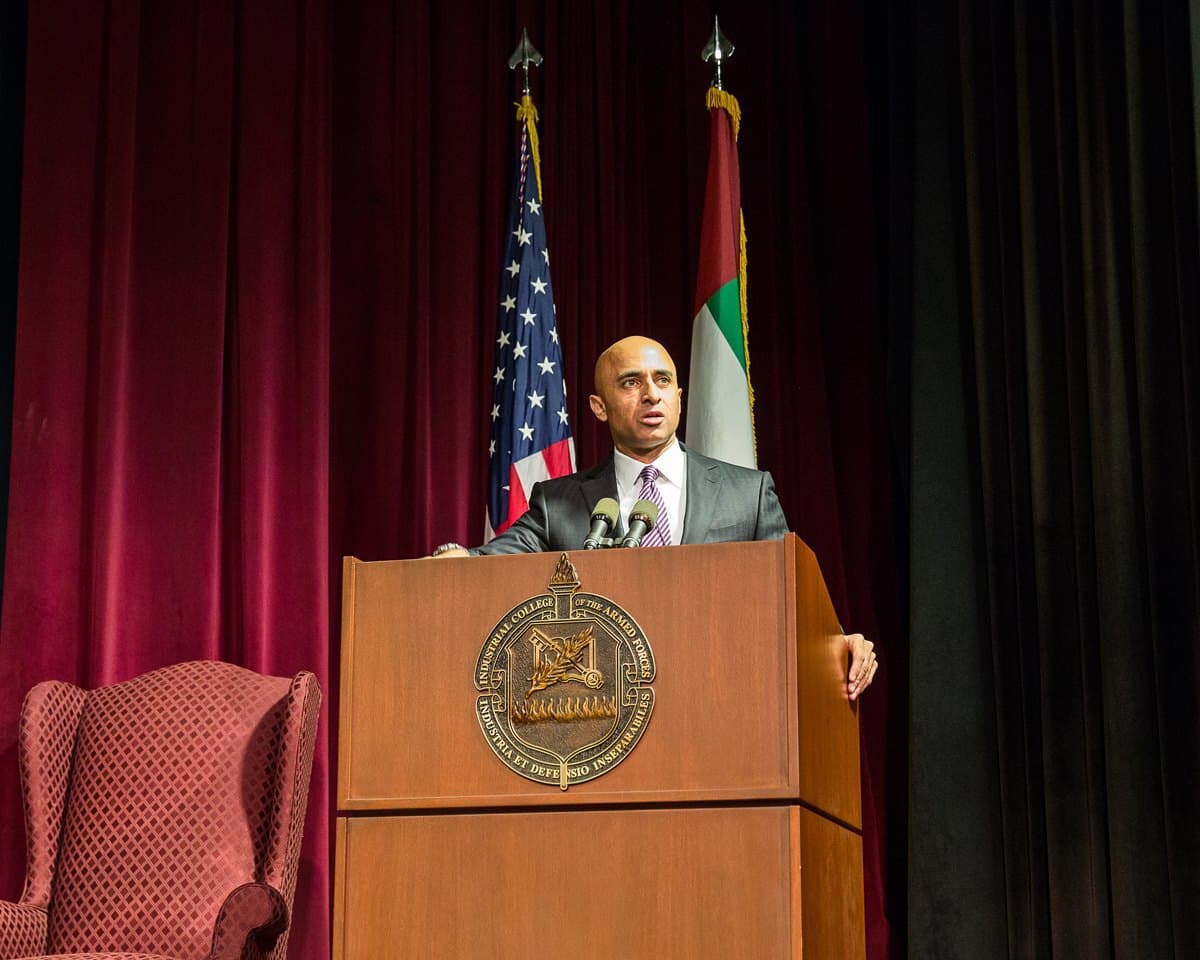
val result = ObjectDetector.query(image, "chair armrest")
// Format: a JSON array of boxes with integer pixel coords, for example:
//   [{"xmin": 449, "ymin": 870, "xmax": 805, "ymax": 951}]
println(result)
[
  {"xmin": 206, "ymin": 882, "xmax": 289, "ymax": 960},
  {"xmin": 0, "ymin": 900, "xmax": 48, "ymax": 959}
]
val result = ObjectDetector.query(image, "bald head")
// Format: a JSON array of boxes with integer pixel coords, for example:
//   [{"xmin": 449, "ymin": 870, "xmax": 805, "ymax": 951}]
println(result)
[
  {"xmin": 593, "ymin": 336, "xmax": 675, "ymax": 394},
  {"xmin": 588, "ymin": 336, "xmax": 684, "ymax": 463}
]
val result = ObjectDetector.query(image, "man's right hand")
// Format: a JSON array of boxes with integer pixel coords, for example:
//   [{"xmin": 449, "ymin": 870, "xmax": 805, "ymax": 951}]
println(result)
[{"xmin": 430, "ymin": 545, "xmax": 470, "ymax": 559}]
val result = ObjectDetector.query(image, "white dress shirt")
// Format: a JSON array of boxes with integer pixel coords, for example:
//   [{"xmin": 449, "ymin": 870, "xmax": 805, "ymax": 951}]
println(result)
[{"xmin": 612, "ymin": 439, "xmax": 687, "ymax": 545}]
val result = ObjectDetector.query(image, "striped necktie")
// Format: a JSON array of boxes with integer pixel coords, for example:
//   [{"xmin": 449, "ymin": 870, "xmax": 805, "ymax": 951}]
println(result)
[{"xmin": 636, "ymin": 465, "xmax": 672, "ymax": 547}]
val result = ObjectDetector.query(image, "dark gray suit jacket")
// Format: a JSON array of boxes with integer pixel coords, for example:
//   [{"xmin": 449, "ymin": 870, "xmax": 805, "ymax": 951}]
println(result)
[{"xmin": 473, "ymin": 445, "xmax": 789, "ymax": 555}]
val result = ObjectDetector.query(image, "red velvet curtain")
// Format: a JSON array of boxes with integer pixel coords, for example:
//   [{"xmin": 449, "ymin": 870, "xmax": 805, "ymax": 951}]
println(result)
[
  {"xmin": 2, "ymin": 2, "xmax": 901, "ymax": 958},
  {"xmin": 0, "ymin": 0, "xmax": 332, "ymax": 955}
]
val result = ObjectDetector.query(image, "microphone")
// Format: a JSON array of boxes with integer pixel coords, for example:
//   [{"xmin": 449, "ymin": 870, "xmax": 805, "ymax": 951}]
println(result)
[
  {"xmin": 621, "ymin": 500, "xmax": 660, "ymax": 548},
  {"xmin": 583, "ymin": 497, "xmax": 620, "ymax": 549}
]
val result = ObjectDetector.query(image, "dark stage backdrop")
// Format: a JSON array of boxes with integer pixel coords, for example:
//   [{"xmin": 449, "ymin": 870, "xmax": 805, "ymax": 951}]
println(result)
[
  {"xmin": 0, "ymin": 3, "xmax": 23, "ymax": 603},
  {"xmin": 0, "ymin": 1, "xmax": 902, "ymax": 958},
  {"xmin": 893, "ymin": 0, "xmax": 1200, "ymax": 956}
]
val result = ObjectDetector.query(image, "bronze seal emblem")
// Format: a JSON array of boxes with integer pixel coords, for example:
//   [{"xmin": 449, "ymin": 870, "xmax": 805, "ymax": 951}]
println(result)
[{"xmin": 474, "ymin": 553, "xmax": 656, "ymax": 789}]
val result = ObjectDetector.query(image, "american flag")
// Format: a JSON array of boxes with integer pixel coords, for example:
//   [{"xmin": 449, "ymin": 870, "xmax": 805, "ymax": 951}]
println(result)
[{"xmin": 486, "ymin": 95, "xmax": 575, "ymax": 539}]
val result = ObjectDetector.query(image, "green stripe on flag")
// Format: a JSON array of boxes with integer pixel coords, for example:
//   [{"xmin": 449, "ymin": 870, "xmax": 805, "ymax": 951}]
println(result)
[{"xmin": 705, "ymin": 278, "xmax": 746, "ymax": 372}]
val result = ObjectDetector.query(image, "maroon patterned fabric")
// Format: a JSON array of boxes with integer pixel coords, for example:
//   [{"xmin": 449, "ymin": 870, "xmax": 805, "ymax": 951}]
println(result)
[
  {"xmin": 16, "ymin": 683, "xmax": 86, "ymax": 911},
  {"xmin": 0, "ymin": 662, "xmax": 320, "ymax": 960},
  {"xmin": 0, "ymin": 902, "xmax": 47, "ymax": 957},
  {"xmin": 207, "ymin": 885, "xmax": 286, "ymax": 960},
  {"xmin": 17, "ymin": 954, "xmax": 174, "ymax": 959}
]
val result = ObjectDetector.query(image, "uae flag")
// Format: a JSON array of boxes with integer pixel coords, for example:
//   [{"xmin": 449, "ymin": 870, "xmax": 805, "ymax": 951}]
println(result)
[{"xmin": 686, "ymin": 88, "xmax": 755, "ymax": 468}]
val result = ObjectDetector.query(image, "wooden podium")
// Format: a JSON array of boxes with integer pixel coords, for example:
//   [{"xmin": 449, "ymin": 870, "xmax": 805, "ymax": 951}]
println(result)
[{"xmin": 334, "ymin": 535, "xmax": 864, "ymax": 959}]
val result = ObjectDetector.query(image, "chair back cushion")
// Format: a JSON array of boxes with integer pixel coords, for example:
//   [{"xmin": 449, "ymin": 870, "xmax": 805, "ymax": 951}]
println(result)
[{"xmin": 45, "ymin": 661, "xmax": 302, "ymax": 958}]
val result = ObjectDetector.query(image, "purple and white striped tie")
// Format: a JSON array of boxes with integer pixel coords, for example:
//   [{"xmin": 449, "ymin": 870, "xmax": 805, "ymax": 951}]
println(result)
[{"xmin": 636, "ymin": 465, "xmax": 672, "ymax": 547}]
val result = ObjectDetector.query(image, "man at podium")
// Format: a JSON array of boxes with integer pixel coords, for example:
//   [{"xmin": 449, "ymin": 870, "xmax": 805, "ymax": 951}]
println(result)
[
  {"xmin": 434, "ymin": 335, "xmax": 879, "ymax": 699},
  {"xmin": 438, "ymin": 335, "xmax": 786, "ymax": 554}
]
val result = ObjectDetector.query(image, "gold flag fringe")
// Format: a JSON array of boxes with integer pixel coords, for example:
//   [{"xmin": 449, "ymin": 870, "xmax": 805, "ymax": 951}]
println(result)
[
  {"xmin": 705, "ymin": 86, "xmax": 742, "ymax": 141},
  {"xmin": 516, "ymin": 95, "xmax": 544, "ymax": 202},
  {"xmin": 739, "ymin": 210, "xmax": 757, "ymax": 460}
]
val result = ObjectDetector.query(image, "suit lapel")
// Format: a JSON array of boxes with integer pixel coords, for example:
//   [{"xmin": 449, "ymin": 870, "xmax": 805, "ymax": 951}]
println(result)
[
  {"xmin": 578, "ymin": 457, "xmax": 618, "ymax": 527},
  {"xmin": 680, "ymin": 448, "xmax": 721, "ymax": 544}
]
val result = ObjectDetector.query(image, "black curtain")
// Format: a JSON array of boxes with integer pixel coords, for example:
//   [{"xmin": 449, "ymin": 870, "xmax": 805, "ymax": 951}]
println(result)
[
  {"xmin": 897, "ymin": 0, "xmax": 1200, "ymax": 956},
  {"xmin": 0, "ymin": 3, "xmax": 24, "ymax": 601}
]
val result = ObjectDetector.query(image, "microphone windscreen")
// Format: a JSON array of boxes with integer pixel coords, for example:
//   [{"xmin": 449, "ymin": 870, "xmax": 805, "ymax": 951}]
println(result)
[
  {"xmin": 591, "ymin": 497, "xmax": 620, "ymax": 525},
  {"xmin": 629, "ymin": 499, "xmax": 660, "ymax": 527}
]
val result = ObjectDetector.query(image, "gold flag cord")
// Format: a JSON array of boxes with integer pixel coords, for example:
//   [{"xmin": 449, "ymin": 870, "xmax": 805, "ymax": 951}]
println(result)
[{"xmin": 516, "ymin": 94, "xmax": 543, "ymax": 201}]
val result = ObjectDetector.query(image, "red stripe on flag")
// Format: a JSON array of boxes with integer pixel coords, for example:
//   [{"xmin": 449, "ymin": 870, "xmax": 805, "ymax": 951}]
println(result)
[
  {"xmin": 542, "ymin": 437, "xmax": 574, "ymax": 478},
  {"xmin": 499, "ymin": 463, "xmax": 530, "ymax": 533},
  {"xmin": 694, "ymin": 105, "xmax": 741, "ymax": 313}
]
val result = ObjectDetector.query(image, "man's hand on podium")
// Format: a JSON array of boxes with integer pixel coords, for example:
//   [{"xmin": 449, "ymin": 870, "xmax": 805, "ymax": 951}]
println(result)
[
  {"xmin": 845, "ymin": 633, "xmax": 878, "ymax": 701},
  {"xmin": 430, "ymin": 543, "xmax": 470, "ymax": 558}
]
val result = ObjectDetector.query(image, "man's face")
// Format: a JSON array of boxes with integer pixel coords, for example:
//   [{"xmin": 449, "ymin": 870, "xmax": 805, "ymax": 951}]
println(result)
[{"xmin": 588, "ymin": 337, "xmax": 683, "ymax": 463}]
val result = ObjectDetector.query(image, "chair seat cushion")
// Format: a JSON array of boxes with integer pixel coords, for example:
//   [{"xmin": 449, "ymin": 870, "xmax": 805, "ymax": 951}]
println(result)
[
  {"xmin": 18, "ymin": 953, "xmax": 179, "ymax": 959},
  {"xmin": 17, "ymin": 950, "xmax": 177, "ymax": 960}
]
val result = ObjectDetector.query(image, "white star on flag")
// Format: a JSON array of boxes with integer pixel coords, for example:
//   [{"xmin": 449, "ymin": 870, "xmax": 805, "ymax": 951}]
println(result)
[
  {"xmin": 531, "ymin": 278, "xmax": 548, "ymax": 294},
  {"xmin": 518, "ymin": 422, "xmax": 535, "ymax": 441},
  {"xmin": 537, "ymin": 356, "xmax": 555, "ymax": 375}
]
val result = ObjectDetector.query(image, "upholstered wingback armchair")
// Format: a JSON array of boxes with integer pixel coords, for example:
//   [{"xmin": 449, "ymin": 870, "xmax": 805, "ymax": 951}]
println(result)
[{"xmin": 0, "ymin": 660, "xmax": 320, "ymax": 960}]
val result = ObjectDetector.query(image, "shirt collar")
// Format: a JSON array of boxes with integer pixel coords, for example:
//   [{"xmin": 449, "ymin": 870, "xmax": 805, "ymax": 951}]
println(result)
[{"xmin": 613, "ymin": 436, "xmax": 685, "ymax": 489}]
